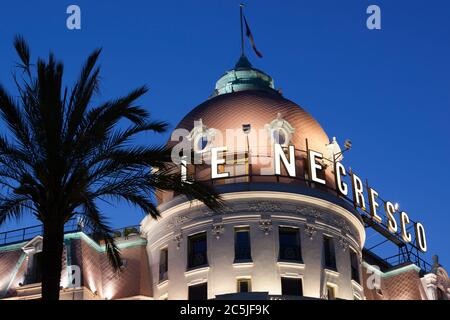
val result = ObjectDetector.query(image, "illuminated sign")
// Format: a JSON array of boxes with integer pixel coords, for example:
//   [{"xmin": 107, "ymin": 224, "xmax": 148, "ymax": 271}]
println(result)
[{"xmin": 185, "ymin": 144, "xmax": 427, "ymax": 253}]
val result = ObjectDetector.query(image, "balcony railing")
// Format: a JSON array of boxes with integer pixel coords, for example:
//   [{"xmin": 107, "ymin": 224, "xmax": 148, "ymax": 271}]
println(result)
[{"xmin": 0, "ymin": 217, "xmax": 141, "ymax": 247}]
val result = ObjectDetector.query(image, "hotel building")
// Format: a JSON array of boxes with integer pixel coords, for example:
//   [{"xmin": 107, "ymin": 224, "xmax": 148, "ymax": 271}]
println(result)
[{"xmin": 0, "ymin": 55, "xmax": 448, "ymax": 300}]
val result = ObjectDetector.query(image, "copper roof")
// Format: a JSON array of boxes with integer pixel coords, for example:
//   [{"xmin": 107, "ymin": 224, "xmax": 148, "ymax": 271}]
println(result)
[{"xmin": 175, "ymin": 90, "xmax": 330, "ymax": 154}]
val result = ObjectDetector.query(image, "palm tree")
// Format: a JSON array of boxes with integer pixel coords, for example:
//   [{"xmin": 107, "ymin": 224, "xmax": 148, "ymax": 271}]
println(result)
[{"xmin": 0, "ymin": 36, "xmax": 222, "ymax": 300}]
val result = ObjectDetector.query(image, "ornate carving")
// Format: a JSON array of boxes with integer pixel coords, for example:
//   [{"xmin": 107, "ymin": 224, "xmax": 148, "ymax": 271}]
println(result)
[
  {"xmin": 296, "ymin": 206, "xmax": 323, "ymax": 220},
  {"xmin": 167, "ymin": 214, "xmax": 191, "ymax": 229},
  {"xmin": 265, "ymin": 113, "xmax": 296, "ymax": 146},
  {"xmin": 173, "ymin": 233, "xmax": 183, "ymax": 250},
  {"xmin": 333, "ymin": 217, "xmax": 355, "ymax": 236},
  {"xmin": 338, "ymin": 236, "xmax": 349, "ymax": 252},
  {"xmin": 201, "ymin": 207, "xmax": 214, "ymax": 216},
  {"xmin": 212, "ymin": 223, "xmax": 225, "ymax": 239},
  {"xmin": 259, "ymin": 219, "xmax": 273, "ymax": 235},
  {"xmin": 296, "ymin": 207, "xmax": 308, "ymax": 215},
  {"xmin": 248, "ymin": 201, "xmax": 281, "ymax": 213},
  {"xmin": 305, "ymin": 224, "xmax": 317, "ymax": 240},
  {"xmin": 222, "ymin": 204, "xmax": 235, "ymax": 214}
]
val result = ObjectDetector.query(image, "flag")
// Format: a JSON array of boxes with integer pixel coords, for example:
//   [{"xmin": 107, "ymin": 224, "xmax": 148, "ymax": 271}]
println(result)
[{"xmin": 243, "ymin": 15, "xmax": 263, "ymax": 58}]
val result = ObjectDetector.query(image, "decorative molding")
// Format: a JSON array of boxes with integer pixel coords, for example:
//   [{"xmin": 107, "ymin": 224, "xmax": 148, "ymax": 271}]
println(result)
[
  {"xmin": 248, "ymin": 200, "xmax": 281, "ymax": 212},
  {"xmin": 265, "ymin": 113, "xmax": 295, "ymax": 146},
  {"xmin": 259, "ymin": 218, "xmax": 273, "ymax": 235},
  {"xmin": 142, "ymin": 191, "xmax": 367, "ymax": 246},
  {"xmin": 167, "ymin": 214, "xmax": 191, "ymax": 229},
  {"xmin": 186, "ymin": 118, "xmax": 217, "ymax": 154},
  {"xmin": 338, "ymin": 236, "xmax": 349, "ymax": 251},
  {"xmin": 304, "ymin": 224, "xmax": 317, "ymax": 240},
  {"xmin": 211, "ymin": 223, "xmax": 225, "ymax": 239},
  {"xmin": 173, "ymin": 233, "xmax": 183, "ymax": 250},
  {"xmin": 296, "ymin": 206, "xmax": 323, "ymax": 220}
]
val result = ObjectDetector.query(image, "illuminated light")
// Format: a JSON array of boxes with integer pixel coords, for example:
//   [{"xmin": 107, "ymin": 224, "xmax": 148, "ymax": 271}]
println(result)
[
  {"xmin": 211, "ymin": 147, "xmax": 230, "ymax": 179},
  {"xmin": 276, "ymin": 261, "xmax": 305, "ymax": 269},
  {"xmin": 307, "ymin": 150, "xmax": 326, "ymax": 185},
  {"xmin": 274, "ymin": 144, "xmax": 296, "ymax": 177},
  {"xmin": 351, "ymin": 173, "xmax": 366, "ymax": 210},
  {"xmin": 415, "ymin": 222, "xmax": 427, "ymax": 252},
  {"xmin": 232, "ymin": 262, "xmax": 254, "ymax": 268},
  {"xmin": 335, "ymin": 162, "xmax": 348, "ymax": 196},
  {"xmin": 400, "ymin": 212, "xmax": 412, "ymax": 243},
  {"xmin": 385, "ymin": 201, "xmax": 398, "ymax": 233},
  {"xmin": 368, "ymin": 188, "xmax": 382, "ymax": 223},
  {"xmin": 103, "ymin": 287, "xmax": 114, "ymax": 300}
]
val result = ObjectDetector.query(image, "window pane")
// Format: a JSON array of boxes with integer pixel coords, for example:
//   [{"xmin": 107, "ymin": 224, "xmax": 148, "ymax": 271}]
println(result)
[
  {"xmin": 159, "ymin": 248, "xmax": 168, "ymax": 281},
  {"xmin": 350, "ymin": 250, "xmax": 360, "ymax": 283},
  {"xmin": 237, "ymin": 279, "xmax": 251, "ymax": 293},
  {"xmin": 188, "ymin": 282, "xmax": 208, "ymax": 300},
  {"xmin": 235, "ymin": 227, "xmax": 252, "ymax": 261},
  {"xmin": 188, "ymin": 233, "xmax": 208, "ymax": 269},
  {"xmin": 323, "ymin": 236, "xmax": 336, "ymax": 270},
  {"xmin": 281, "ymin": 277, "xmax": 303, "ymax": 296},
  {"xmin": 26, "ymin": 252, "xmax": 43, "ymax": 284},
  {"xmin": 279, "ymin": 227, "xmax": 302, "ymax": 262}
]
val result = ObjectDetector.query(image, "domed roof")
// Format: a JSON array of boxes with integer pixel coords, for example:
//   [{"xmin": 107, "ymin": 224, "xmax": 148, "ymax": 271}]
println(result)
[
  {"xmin": 159, "ymin": 57, "xmax": 336, "ymax": 205},
  {"xmin": 175, "ymin": 89, "xmax": 330, "ymax": 155},
  {"xmin": 172, "ymin": 55, "xmax": 330, "ymax": 155}
]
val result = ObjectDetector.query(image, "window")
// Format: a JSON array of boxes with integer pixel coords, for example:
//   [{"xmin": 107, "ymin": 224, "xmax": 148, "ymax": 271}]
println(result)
[
  {"xmin": 350, "ymin": 249, "xmax": 360, "ymax": 283},
  {"xmin": 326, "ymin": 285, "xmax": 336, "ymax": 300},
  {"xmin": 323, "ymin": 236, "xmax": 337, "ymax": 270},
  {"xmin": 234, "ymin": 227, "xmax": 252, "ymax": 262},
  {"xmin": 188, "ymin": 282, "xmax": 208, "ymax": 300},
  {"xmin": 272, "ymin": 129, "xmax": 287, "ymax": 145},
  {"xmin": 278, "ymin": 227, "xmax": 302, "ymax": 262},
  {"xmin": 26, "ymin": 252, "xmax": 43, "ymax": 284},
  {"xmin": 281, "ymin": 277, "xmax": 303, "ymax": 296},
  {"xmin": 237, "ymin": 279, "xmax": 251, "ymax": 293},
  {"xmin": 188, "ymin": 232, "xmax": 208, "ymax": 269},
  {"xmin": 159, "ymin": 247, "xmax": 168, "ymax": 282}
]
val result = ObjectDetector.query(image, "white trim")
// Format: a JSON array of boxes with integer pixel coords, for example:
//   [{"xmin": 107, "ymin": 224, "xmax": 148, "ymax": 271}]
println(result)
[
  {"xmin": 143, "ymin": 191, "xmax": 366, "ymax": 246},
  {"xmin": 277, "ymin": 261, "xmax": 306, "ymax": 269},
  {"xmin": 185, "ymin": 266, "xmax": 210, "ymax": 277},
  {"xmin": 362, "ymin": 262, "xmax": 421, "ymax": 278}
]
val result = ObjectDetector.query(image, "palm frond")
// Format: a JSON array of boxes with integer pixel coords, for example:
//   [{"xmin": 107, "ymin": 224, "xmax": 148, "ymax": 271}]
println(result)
[
  {"xmin": 0, "ymin": 195, "xmax": 32, "ymax": 224},
  {"xmin": 80, "ymin": 197, "xmax": 122, "ymax": 271},
  {"xmin": 13, "ymin": 35, "xmax": 31, "ymax": 76}
]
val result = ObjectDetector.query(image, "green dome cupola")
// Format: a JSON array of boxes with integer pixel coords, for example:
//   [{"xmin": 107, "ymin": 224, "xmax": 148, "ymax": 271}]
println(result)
[{"xmin": 212, "ymin": 55, "xmax": 276, "ymax": 97}]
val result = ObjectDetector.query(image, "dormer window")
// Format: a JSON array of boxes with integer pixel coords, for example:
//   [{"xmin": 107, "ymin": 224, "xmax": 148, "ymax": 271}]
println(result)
[
  {"xmin": 266, "ymin": 113, "xmax": 295, "ymax": 147},
  {"xmin": 186, "ymin": 119, "xmax": 217, "ymax": 153},
  {"xmin": 196, "ymin": 134, "xmax": 209, "ymax": 152},
  {"xmin": 22, "ymin": 236, "xmax": 44, "ymax": 285},
  {"xmin": 272, "ymin": 129, "xmax": 287, "ymax": 145}
]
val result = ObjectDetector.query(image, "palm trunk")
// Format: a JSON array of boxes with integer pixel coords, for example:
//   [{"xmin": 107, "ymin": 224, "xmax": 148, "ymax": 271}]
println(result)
[{"xmin": 41, "ymin": 220, "xmax": 65, "ymax": 300}]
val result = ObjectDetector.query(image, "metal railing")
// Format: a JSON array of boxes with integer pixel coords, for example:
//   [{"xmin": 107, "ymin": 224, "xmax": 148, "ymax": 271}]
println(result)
[
  {"xmin": 0, "ymin": 218, "xmax": 87, "ymax": 246},
  {"xmin": 0, "ymin": 217, "xmax": 141, "ymax": 247}
]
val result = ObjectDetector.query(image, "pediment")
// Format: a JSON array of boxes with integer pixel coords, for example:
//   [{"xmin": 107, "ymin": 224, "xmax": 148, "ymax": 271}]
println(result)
[{"xmin": 21, "ymin": 236, "xmax": 43, "ymax": 254}]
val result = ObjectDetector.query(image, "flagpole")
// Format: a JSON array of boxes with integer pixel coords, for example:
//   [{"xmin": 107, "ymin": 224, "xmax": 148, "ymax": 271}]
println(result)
[{"xmin": 240, "ymin": 3, "xmax": 245, "ymax": 57}]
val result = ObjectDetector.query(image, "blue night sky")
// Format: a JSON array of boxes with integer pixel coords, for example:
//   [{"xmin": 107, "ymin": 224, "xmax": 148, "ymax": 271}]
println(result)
[{"xmin": 0, "ymin": 1, "xmax": 449, "ymax": 268}]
